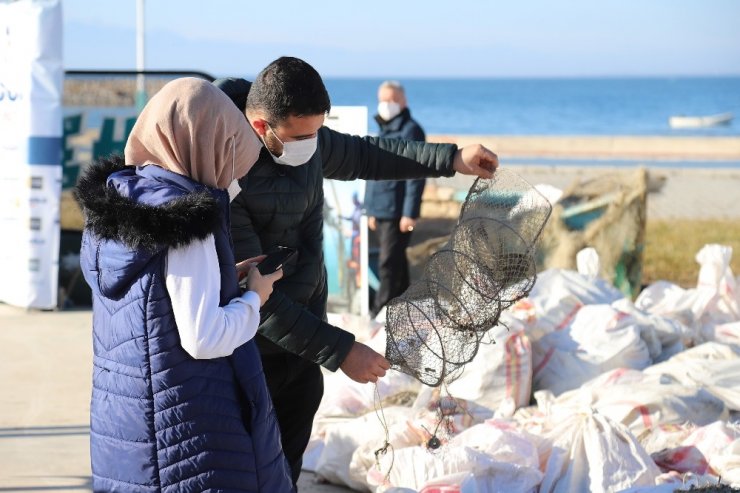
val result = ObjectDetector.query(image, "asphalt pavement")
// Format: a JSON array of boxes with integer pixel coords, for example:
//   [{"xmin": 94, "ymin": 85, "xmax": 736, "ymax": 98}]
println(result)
[{"xmin": 0, "ymin": 304, "xmax": 351, "ymax": 492}]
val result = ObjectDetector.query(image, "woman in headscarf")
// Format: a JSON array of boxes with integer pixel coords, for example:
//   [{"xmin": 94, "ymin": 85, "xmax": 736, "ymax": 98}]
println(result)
[{"xmin": 74, "ymin": 78, "xmax": 295, "ymax": 492}]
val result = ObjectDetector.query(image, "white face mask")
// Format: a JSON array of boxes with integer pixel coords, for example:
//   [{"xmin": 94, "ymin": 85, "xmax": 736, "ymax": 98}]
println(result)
[
  {"xmin": 266, "ymin": 125, "xmax": 318, "ymax": 167},
  {"xmin": 227, "ymin": 179, "xmax": 241, "ymax": 201},
  {"xmin": 227, "ymin": 137, "xmax": 241, "ymax": 202},
  {"xmin": 377, "ymin": 101, "xmax": 401, "ymax": 122}
]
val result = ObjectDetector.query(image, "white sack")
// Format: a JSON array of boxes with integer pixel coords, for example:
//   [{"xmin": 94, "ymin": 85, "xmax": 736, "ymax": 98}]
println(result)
[
  {"xmin": 635, "ymin": 244, "xmax": 740, "ymax": 336},
  {"xmin": 315, "ymin": 407, "xmax": 412, "ymax": 491},
  {"xmin": 532, "ymin": 304, "xmax": 652, "ymax": 395},
  {"xmin": 537, "ymin": 368, "xmax": 727, "ymax": 436},
  {"xmin": 374, "ymin": 421, "xmax": 543, "ymax": 493},
  {"xmin": 525, "ymin": 269, "xmax": 625, "ymax": 340},
  {"xmin": 539, "ymin": 410, "xmax": 660, "ymax": 493},
  {"xmin": 644, "ymin": 342, "xmax": 740, "ymax": 412},
  {"xmin": 440, "ymin": 321, "xmax": 533, "ymax": 413}
]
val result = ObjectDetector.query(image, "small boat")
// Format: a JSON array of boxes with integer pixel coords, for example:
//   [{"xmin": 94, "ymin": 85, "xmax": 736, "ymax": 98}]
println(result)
[{"xmin": 669, "ymin": 112, "xmax": 733, "ymax": 128}]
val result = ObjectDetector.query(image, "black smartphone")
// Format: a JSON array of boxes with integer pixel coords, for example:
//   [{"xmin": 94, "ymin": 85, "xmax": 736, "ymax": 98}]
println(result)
[
  {"xmin": 238, "ymin": 247, "xmax": 297, "ymax": 289},
  {"xmin": 257, "ymin": 246, "xmax": 297, "ymax": 275}
]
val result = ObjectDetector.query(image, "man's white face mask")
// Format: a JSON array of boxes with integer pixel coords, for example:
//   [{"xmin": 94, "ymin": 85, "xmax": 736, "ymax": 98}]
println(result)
[
  {"xmin": 377, "ymin": 101, "xmax": 401, "ymax": 122},
  {"xmin": 266, "ymin": 124, "xmax": 317, "ymax": 167},
  {"xmin": 227, "ymin": 137, "xmax": 241, "ymax": 202}
]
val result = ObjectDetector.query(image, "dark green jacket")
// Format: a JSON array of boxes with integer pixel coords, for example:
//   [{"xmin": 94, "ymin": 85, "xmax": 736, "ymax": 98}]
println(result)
[{"xmin": 230, "ymin": 126, "xmax": 457, "ymax": 371}]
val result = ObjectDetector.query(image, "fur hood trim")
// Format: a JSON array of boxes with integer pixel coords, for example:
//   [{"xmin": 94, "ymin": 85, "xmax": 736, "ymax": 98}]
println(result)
[{"xmin": 73, "ymin": 155, "xmax": 222, "ymax": 251}]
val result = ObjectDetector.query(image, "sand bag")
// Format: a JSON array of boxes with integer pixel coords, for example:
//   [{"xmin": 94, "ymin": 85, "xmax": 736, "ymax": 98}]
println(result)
[
  {"xmin": 531, "ymin": 304, "xmax": 652, "ymax": 395},
  {"xmin": 539, "ymin": 410, "xmax": 660, "ymax": 493},
  {"xmin": 644, "ymin": 342, "xmax": 740, "ymax": 412},
  {"xmin": 373, "ymin": 421, "xmax": 543, "ymax": 493},
  {"xmin": 695, "ymin": 244, "xmax": 740, "ymax": 322},
  {"xmin": 317, "ymin": 367, "xmax": 419, "ymax": 419},
  {"xmin": 525, "ymin": 268, "xmax": 625, "ymax": 338},
  {"xmin": 611, "ymin": 298, "xmax": 690, "ymax": 362},
  {"xmin": 315, "ymin": 407, "xmax": 412, "ymax": 491},
  {"xmin": 651, "ymin": 420, "xmax": 740, "ymax": 487},
  {"xmin": 537, "ymin": 367, "xmax": 727, "ymax": 436},
  {"xmin": 436, "ymin": 321, "xmax": 533, "ymax": 413},
  {"xmin": 703, "ymin": 320, "xmax": 740, "ymax": 346},
  {"xmin": 635, "ymin": 244, "xmax": 740, "ymax": 337}
]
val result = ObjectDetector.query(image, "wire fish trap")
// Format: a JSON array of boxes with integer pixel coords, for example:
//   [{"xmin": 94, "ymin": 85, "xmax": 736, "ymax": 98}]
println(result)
[{"xmin": 385, "ymin": 168, "xmax": 552, "ymax": 386}]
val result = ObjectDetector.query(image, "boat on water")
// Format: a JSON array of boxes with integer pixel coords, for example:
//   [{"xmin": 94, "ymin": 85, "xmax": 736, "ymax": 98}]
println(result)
[{"xmin": 669, "ymin": 112, "xmax": 733, "ymax": 128}]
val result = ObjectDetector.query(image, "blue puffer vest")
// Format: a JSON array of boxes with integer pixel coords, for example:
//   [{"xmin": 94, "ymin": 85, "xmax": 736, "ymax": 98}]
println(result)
[{"xmin": 75, "ymin": 157, "xmax": 294, "ymax": 492}]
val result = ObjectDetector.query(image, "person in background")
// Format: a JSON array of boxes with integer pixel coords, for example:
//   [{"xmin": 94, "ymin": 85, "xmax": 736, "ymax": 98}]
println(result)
[
  {"xmin": 215, "ymin": 56, "xmax": 498, "ymax": 487},
  {"xmin": 74, "ymin": 78, "xmax": 294, "ymax": 492},
  {"xmin": 365, "ymin": 80, "xmax": 426, "ymax": 319}
]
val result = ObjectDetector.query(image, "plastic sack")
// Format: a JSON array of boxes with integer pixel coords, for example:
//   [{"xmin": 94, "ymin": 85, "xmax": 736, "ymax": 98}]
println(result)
[
  {"xmin": 539, "ymin": 410, "xmax": 660, "ymax": 493},
  {"xmin": 521, "ymin": 268, "xmax": 625, "ymax": 342},
  {"xmin": 316, "ymin": 325, "xmax": 420, "ymax": 419},
  {"xmin": 611, "ymin": 298, "xmax": 689, "ymax": 362},
  {"xmin": 695, "ymin": 244, "xmax": 740, "ymax": 322},
  {"xmin": 440, "ymin": 321, "xmax": 533, "ymax": 413},
  {"xmin": 702, "ymin": 320, "xmax": 740, "ymax": 346},
  {"xmin": 576, "ymin": 247, "xmax": 601, "ymax": 280},
  {"xmin": 374, "ymin": 421, "xmax": 542, "ymax": 493},
  {"xmin": 536, "ymin": 367, "xmax": 727, "ymax": 436},
  {"xmin": 653, "ymin": 420, "xmax": 740, "ymax": 486},
  {"xmin": 637, "ymin": 423, "xmax": 696, "ymax": 455},
  {"xmin": 315, "ymin": 406, "xmax": 412, "ymax": 491},
  {"xmin": 616, "ymin": 473, "xmax": 728, "ymax": 493},
  {"xmin": 418, "ymin": 472, "xmax": 478, "ymax": 493},
  {"xmin": 635, "ymin": 244, "xmax": 740, "ymax": 336},
  {"xmin": 644, "ymin": 342, "xmax": 740, "ymax": 412},
  {"xmin": 531, "ymin": 304, "xmax": 652, "ymax": 395},
  {"xmin": 317, "ymin": 367, "xmax": 419, "ymax": 419}
]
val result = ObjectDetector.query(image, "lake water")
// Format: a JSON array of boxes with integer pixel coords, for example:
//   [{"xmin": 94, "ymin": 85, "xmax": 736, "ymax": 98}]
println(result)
[
  {"xmin": 324, "ymin": 77, "xmax": 740, "ymax": 137},
  {"xmin": 64, "ymin": 76, "xmax": 740, "ymax": 168}
]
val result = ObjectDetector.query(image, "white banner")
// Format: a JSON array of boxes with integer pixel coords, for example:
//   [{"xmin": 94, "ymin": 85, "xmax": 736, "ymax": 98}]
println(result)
[
  {"xmin": 0, "ymin": 0, "xmax": 63, "ymax": 309},
  {"xmin": 322, "ymin": 106, "xmax": 370, "ymax": 316}
]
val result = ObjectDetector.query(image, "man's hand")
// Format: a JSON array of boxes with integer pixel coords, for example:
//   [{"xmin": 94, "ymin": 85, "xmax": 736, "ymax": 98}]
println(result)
[
  {"xmin": 340, "ymin": 341, "xmax": 391, "ymax": 384},
  {"xmin": 368, "ymin": 216, "xmax": 377, "ymax": 231},
  {"xmin": 452, "ymin": 144, "xmax": 499, "ymax": 179},
  {"xmin": 399, "ymin": 216, "xmax": 416, "ymax": 233}
]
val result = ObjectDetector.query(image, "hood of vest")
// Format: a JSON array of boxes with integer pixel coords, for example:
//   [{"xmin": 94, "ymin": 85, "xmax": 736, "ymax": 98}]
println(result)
[{"xmin": 74, "ymin": 155, "xmax": 224, "ymax": 298}]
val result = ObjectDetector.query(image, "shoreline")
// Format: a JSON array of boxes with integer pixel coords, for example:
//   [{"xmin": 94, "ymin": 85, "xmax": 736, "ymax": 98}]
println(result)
[
  {"xmin": 420, "ymin": 135, "xmax": 740, "ymax": 221},
  {"xmin": 429, "ymin": 164, "xmax": 740, "ymax": 221},
  {"xmin": 58, "ymin": 133, "xmax": 740, "ymax": 230},
  {"xmin": 428, "ymin": 134, "xmax": 740, "ymax": 161}
]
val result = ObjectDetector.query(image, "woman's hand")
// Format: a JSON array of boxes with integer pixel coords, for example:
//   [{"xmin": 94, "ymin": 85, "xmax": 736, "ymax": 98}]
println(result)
[
  {"xmin": 235, "ymin": 255, "xmax": 266, "ymax": 282},
  {"xmin": 246, "ymin": 267, "xmax": 283, "ymax": 306}
]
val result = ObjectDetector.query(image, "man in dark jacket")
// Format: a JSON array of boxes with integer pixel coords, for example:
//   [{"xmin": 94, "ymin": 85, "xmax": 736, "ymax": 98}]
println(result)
[
  {"xmin": 218, "ymin": 57, "xmax": 498, "ymax": 486},
  {"xmin": 365, "ymin": 80, "xmax": 426, "ymax": 319}
]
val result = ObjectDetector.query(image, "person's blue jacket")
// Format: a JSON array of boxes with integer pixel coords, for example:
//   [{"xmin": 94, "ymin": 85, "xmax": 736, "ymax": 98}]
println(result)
[
  {"xmin": 75, "ymin": 157, "xmax": 294, "ymax": 493},
  {"xmin": 364, "ymin": 107, "xmax": 426, "ymax": 220}
]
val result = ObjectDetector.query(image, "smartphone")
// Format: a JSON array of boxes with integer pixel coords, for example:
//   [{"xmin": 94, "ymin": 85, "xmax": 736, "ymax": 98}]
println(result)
[
  {"xmin": 257, "ymin": 246, "xmax": 297, "ymax": 275},
  {"xmin": 238, "ymin": 247, "xmax": 297, "ymax": 289}
]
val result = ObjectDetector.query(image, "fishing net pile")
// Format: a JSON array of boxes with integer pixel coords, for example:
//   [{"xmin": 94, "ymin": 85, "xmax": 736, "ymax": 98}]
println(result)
[{"xmin": 385, "ymin": 169, "xmax": 552, "ymax": 386}]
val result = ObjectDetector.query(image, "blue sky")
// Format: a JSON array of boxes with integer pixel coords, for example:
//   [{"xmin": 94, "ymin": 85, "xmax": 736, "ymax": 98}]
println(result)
[{"xmin": 63, "ymin": 0, "xmax": 740, "ymax": 79}]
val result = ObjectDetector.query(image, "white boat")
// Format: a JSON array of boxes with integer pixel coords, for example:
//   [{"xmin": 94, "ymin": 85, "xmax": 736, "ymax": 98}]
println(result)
[{"xmin": 669, "ymin": 112, "xmax": 733, "ymax": 128}]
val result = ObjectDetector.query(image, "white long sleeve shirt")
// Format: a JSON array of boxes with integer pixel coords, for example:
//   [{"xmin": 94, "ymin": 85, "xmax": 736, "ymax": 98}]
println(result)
[{"xmin": 165, "ymin": 234, "xmax": 261, "ymax": 359}]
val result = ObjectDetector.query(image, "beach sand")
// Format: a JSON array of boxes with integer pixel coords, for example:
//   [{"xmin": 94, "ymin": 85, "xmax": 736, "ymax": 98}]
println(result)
[
  {"xmin": 423, "ymin": 135, "xmax": 740, "ymax": 221},
  {"xmin": 429, "ymin": 164, "xmax": 740, "ymax": 221}
]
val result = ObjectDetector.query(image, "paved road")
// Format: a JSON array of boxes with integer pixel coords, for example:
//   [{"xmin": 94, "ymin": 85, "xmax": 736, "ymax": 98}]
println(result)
[{"xmin": 0, "ymin": 305, "xmax": 351, "ymax": 492}]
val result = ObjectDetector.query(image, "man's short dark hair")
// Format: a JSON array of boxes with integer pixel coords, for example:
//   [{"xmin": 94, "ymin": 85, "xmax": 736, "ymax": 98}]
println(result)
[{"xmin": 246, "ymin": 56, "xmax": 331, "ymax": 124}]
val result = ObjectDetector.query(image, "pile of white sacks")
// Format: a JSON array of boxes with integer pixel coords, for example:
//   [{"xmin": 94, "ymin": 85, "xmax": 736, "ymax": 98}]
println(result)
[{"xmin": 305, "ymin": 244, "xmax": 740, "ymax": 493}]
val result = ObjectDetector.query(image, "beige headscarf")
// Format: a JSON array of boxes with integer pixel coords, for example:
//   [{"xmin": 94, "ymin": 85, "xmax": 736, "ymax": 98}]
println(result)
[{"xmin": 124, "ymin": 77, "xmax": 261, "ymax": 189}]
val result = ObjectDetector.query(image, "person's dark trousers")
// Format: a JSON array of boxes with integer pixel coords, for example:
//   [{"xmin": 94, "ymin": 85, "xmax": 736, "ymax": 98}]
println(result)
[
  {"xmin": 371, "ymin": 218, "xmax": 412, "ymax": 318},
  {"xmin": 259, "ymin": 351, "xmax": 324, "ymax": 487}
]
